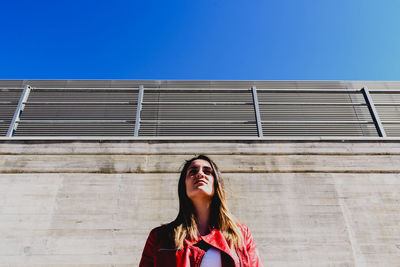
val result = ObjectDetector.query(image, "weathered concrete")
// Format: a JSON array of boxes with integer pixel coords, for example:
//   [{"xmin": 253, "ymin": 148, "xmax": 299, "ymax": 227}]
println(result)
[{"xmin": 1, "ymin": 140, "xmax": 400, "ymax": 266}]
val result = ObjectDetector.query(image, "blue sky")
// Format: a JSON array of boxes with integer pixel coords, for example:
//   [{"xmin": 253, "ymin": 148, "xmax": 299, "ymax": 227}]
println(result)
[{"xmin": 1, "ymin": 0, "xmax": 399, "ymax": 80}]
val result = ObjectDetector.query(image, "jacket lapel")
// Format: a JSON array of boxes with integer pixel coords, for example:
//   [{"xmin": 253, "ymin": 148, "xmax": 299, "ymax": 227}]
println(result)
[{"xmin": 201, "ymin": 229, "xmax": 240, "ymax": 265}]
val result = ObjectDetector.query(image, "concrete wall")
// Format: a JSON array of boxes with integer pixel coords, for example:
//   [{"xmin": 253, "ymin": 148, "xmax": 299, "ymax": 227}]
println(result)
[{"xmin": 1, "ymin": 140, "xmax": 400, "ymax": 266}]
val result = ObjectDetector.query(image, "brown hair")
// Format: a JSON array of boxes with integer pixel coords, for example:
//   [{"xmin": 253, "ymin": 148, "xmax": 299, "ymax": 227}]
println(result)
[{"xmin": 169, "ymin": 155, "xmax": 243, "ymax": 249}]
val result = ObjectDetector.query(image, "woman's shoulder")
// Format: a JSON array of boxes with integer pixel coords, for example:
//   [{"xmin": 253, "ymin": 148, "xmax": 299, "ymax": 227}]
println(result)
[
  {"xmin": 149, "ymin": 223, "xmax": 174, "ymax": 234},
  {"xmin": 235, "ymin": 223, "xmax": 255, "ymax": 241},
  {"xmin": 146, "ymin": 223, "xmax": 175, "ymax": 247},
  {"xmin": 236, "ymin": 222, "xmax": 250, "ymax": 234}
]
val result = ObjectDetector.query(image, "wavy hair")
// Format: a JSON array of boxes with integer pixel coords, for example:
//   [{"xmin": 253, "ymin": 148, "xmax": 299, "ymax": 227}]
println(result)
[{"xmin": 168, "ymin": 155, "xmax": 243, "ymax": 249}]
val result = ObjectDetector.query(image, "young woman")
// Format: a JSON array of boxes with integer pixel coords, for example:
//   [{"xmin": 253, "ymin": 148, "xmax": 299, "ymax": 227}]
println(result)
[{"xmin": 139, "ymin": 155, "xmax": 263, "ymax": 267}]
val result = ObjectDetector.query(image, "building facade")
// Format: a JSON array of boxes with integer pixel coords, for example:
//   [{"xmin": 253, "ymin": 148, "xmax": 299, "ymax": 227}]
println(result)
[{"xmin": 1, "ymin": 80, "xmax": 400, "ymax": 266}]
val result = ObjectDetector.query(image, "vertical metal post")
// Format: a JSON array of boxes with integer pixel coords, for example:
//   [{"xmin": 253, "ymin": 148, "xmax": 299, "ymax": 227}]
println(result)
[
  {"xmin": 251, "ymin": 86, "xmax": 263, "ymax": 137},
  {"xmin": 134, "ymin": 85, "xmax": 144, "ymax": 137},
  {"xmin": 7, "ymin": 85, "xmax": 32, "ymax": 137},
  {"xmin": 361, "ymin": 87, "xmax": 386, "ymax": 137}
]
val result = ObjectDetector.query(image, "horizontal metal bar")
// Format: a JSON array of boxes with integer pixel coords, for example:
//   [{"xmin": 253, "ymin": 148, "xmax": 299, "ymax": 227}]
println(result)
[
  {"xmin": 144, "ymin": 88, "xmax": 251, "ymax": 92},
  {"xmin": 373, "ymin": 103, "xmax": 400, "ymax": 106},
  {"xmin": 32, "ymin": 88, "xmax": 140, "ymax": 91},
  {"xmin": 369, "ymin": 90, "xmax": 400, "ymax": 93},
  {"xmin": 18, "ymin": 120, "xmax": 136, "ymax": 123},
  {"xmin": 142, "ymin": 101, "xmax": 252, "ymax": 105},
  {"xmin": 261, "ymin": 120, "xmax": 374, "ymax": 124},
  {"xmin": 17, "ymin": 101, "xmax": 400, "ymax": 106},
  {"xmin": 24, "ymin": 101, "xmax": 138, "ymax": 105},
  {"xmin": 19, "ymin": 88, "xmax": 400, "ymax": 93},
  {"xmin": 258, "ymin": 102, "xmax": 366, "ymax": 106},
  {"xmin": 0, "ymin": 101, "xmax": 19, "ymax": 104},
  {"xmin": 257, "ymin": 89, "xmax": 361, "ymax": 93},
  {"xmin": 141, "ymin": 120, "xmax": 256, "ymax": 124},
  {"xmin": 381, "ymin": 121, "xmax": 400, "ymax": 124},
  {"xmin": 0, "ymin": 120, "xmax": 11, "ymax": 123},
  {"xmin": 0, "ymin": 88, "xmax": 23, "ymax": 91}
]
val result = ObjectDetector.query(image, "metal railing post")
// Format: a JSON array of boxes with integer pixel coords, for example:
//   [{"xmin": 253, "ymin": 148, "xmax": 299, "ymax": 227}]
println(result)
[
  {"xmin": 6, "ymin": 85, "xmax": 32, "ymax": 137},
  {"xmin": 361, "ymin": 87, "xmax": 387, "ymax": 137},
  {"xmin": 251, "ymin": 86, "xmax": 263, "ymax": 137},
  {"xmin": 134, "ymin": 85, "xmax": 144, "ymax": 137}
]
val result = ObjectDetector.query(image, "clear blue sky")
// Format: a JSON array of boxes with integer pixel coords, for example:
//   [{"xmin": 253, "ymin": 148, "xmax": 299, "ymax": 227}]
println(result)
[{"xmin": 1, "ymin": 0, "xmax": 399, "ymax": 80}]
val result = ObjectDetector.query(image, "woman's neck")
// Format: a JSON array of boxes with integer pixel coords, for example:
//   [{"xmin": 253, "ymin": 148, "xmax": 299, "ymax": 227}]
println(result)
[{"xmin": 192, "ymin": 198, "xmax": 212, "ymax": 236}]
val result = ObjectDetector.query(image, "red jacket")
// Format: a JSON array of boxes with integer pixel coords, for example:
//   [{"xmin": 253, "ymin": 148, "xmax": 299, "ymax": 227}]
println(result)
[{"xmin": 139, "ymin": 224, "xmax": 263, "ymax": 267}]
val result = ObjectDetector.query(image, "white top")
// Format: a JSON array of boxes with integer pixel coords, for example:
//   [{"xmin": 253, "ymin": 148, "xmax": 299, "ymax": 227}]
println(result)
[{"xmin": 199, "ymin": 247, "xmax": 222, "ymax": 267}]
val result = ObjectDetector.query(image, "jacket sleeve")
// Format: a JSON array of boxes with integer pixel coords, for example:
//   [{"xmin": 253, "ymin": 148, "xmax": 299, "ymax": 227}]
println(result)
[
  {"xmin": 243, "ymin": 225, "xmax": 263, "ymax": 267},
  {"xmin": 139, "ymin": 229, "xmax": 158, "ymax": 267}
]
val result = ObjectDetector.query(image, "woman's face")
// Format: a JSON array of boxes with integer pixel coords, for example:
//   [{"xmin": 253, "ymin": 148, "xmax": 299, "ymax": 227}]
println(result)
[{"xmin": 185, "ymin": 159, "xmax": 215, "ymax": 201}]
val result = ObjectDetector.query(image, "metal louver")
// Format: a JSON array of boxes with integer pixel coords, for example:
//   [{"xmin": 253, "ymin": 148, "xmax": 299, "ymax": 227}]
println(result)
[{"xmin": 1, "ymin": 80, "xmax": 399, "ymax": 137}]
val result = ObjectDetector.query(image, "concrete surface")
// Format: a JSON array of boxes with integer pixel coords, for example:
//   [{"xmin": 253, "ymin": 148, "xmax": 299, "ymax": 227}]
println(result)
[{"xmin": 1, "ymin": 140, "xmax": 400, "ymax": 266}]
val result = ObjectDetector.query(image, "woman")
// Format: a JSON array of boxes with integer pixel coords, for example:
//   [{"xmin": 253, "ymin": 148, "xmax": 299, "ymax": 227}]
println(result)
[{"xmin": 139, "ymin": 155, "xmax": 263, "ymax": 267}]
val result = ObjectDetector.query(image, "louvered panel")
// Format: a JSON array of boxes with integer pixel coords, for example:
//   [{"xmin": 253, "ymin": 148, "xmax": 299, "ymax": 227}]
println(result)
[
  {"xmin": 139, "ymin": 123, "xmax": 257, "ymax": 136},
  {"xmin": 21, "ymin": 104, "xmax": 137, "ymax": 120},
  {"xmin": 261, "ymin": 124, "xmax": 378, "ymax": 136},
  {"xmin": 143, "ymin": 91, "xmax": 252, "ymax": 102},
  {"xmin": 14, "ymin": 123, "xmax": 135, "ymax": 136},
  {"xmin": 16, "ymin": 89, "xmax": 138, "ymax": 136},
  {"xmin": 370, "ymin": 92, "xmax": 400, "ymax": 137},
  {"xmin": 374, "ymin": 107, "xmax": 400, "ymax": 120},
  {"xmin": 28, "ymin": 90, "xmax": 138, "ymax": 102},
  {"xmin": 0, "ymin": 90, "xmax": 22, "ymax": 100},
  {"xmin": 140, "ymin": 90, "xmax": 255, "ymax": 136},
  {"xmin": 0, "ymin": 123, "xmax": 9, "ymax": 136},
  {"xmin": 371, "ymin": 93, "xmax": 400, "ymax": 103},
  {"xmin": 259, "ymin": 106, "xmax": 372, "ymax": 121},
  {"xmin": 257, "ymin": 92, "xmax": 359, "ymax": 102},
  {"xmin": 0, "ymin": 89, "xmax": 22, "ymax": 136},
  {"xmin": 142, "ymin": 105, "xmax": 254, "ymax": 120},
  {"xmin": 371, "ymin": 92, "xmax": 400, "ymax": 111},
  {"xmin": 2, "ymin": 81, "xmax": 400, "ymax": 137},
  {"xmin": 257, "ymin": 91, "xmax": 373, "ymax": 136},
  {"xmin": 382, "ymin": 125, "xmax": 400, "ymax": 137},
  {"xmin": 0, "ymin": 104, "xmax": 19, "ymax": 120}
]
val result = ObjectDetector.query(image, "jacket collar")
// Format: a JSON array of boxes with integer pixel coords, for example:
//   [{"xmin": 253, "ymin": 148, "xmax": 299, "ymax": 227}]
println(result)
[{"xmin": 184, "ymin": 228, "xmax": 239, "ymax": 263}]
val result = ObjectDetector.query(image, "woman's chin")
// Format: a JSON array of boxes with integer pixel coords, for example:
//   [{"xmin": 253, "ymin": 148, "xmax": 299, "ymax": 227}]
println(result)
[{"xmin": 188, "ymin": 188, "xmax": 213, "ymax": 199}]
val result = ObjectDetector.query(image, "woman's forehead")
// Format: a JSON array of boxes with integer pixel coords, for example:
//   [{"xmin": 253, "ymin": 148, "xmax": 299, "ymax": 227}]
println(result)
[{"xmin": 188, "ymin": 159, "xmax": 212, "ymax": 169}]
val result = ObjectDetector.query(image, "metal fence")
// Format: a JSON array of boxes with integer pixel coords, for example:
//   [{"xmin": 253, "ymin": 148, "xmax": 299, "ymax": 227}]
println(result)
[{"xmin": 1, "ymin": 84, "xmax": 400, "ymax": 137}]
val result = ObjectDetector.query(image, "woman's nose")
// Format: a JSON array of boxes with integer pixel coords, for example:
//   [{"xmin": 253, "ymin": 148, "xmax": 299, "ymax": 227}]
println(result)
[{"xmin": 196, "ymin": 170, "xmax": 205, "ymax": 177}]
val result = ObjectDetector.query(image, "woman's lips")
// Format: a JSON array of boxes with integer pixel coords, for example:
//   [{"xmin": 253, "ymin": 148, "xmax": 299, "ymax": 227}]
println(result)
[{"xmin": 195, "ymin": 179, "xmax": 207, "ymax": 185}]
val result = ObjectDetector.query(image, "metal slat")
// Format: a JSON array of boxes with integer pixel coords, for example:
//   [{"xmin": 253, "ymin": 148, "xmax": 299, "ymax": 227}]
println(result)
[
  {"xmin": 141, "ymin": 120, "xmax": 255, "ymax": 124},
  {"xmin": 144, "ymin": 88, "xmax": 250, "ymax": 92},
  {"xmin": 0, "ymin": 101, "xmax": 19, "ymax": 104},
  {"xmin": 257, "ymin": 89, "xmax": 360, "ymax": 93},
  {"xmin": 258, "ymin": 102, "xmax": 366, "ymax": 106},
  {"xmin": 142, "ymin": 101, "xmax": 252, "ymax": 105},
  {"xmin": 33, "ymin": 88, "xmax": 140, "ymax": 91},
  {"xmin": 25, "ymin": 101, "xmax": 138, "ymax": 105},
  {"xmin": 261, "ymin": 120, "xmax": 373, "ymax": 124},
  {"xmin": 19, "ymin": 120, "xmax": 135, "ymax": 123}
]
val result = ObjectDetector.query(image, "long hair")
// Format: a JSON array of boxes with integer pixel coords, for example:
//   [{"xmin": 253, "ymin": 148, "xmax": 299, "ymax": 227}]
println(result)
[{"xmin": 169, "ymin": 155, "xmax": 243, "ymax": 249}]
